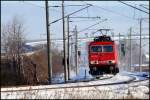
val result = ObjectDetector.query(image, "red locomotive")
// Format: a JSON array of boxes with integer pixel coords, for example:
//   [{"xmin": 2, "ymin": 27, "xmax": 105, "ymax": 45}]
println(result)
[{"xmin": 88, "ymin": 35, "xmax": 119, "ymax": 75}]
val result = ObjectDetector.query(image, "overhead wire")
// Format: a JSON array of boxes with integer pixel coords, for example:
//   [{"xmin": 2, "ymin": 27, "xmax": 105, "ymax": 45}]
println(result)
[
  {"xmin": 49, "ymin": 4, "xmax": 89, "ymax": 7},
  {"xmin": 122, "ymin": 1, "xmax": 149, "ymax": 11},
  {"xmin": 69, "ymin": 19, "xmax": 99, "ymax": 22},
  {"xmin": 118, "ymin": 1, "xmax": 149, "ymax": 14},
  {"xmin": 27, "ymin": 34, "xmax": 149, "ymax": 42},
  {"xmin": 81, "ymin": 1, "xmax": 141, "ymax": 21},
  {"xmin": 64, "ymin": 4, "xmax": 89, "ymax": 7},
  {"xmin": 139, "ymin": 5, "xmax": 149, "ymax": 10},
  {"xmin": 78, "ymin": 19, "xmax": 107, "ymax": 33},
  {"xmin": 49, "ymin": 4, "xmax": 92, "ymax": 25},
  {"xmin": 68, "ymin": 16, "xmax": 101, "ymax": 23}
]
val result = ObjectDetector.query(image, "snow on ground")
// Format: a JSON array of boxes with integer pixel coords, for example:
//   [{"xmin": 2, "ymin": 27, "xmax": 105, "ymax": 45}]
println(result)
[
  {"xmin": 120, "ymin": 71, "xmax": 149, "ymax": 81},
  {"xmin": 1, "ymin": 72, "xmax": 135, "ymax": 91},
  {"xmin": 1, "ymin": 80, "xmax": 149, "ymax": 99},
  {"xmin": 51, "ymin": 66, "xmax": 93, "ymax": 84},
  {"xmin": 1, "ymin": 67, "xmax": 149, "ymax": 99},
  {"xmin": 70, "ymin": 67, "xmax": 93, "ymax": 81}
]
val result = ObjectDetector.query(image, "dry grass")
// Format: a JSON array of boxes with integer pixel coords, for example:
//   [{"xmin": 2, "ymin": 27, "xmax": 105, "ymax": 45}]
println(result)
[
  {"xmin": 1, "ymin": 48, "xmax": 64, "ymax": 86},
  {"xmin": 27, "ymin": 48, "xmax": 64, "ymax": 84}
]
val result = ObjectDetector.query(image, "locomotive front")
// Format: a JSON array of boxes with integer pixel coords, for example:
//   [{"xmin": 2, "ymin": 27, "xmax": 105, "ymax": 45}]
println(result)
[{"xmin": 88, "ymin": 35, "xmax": 119, "ymax": 75}]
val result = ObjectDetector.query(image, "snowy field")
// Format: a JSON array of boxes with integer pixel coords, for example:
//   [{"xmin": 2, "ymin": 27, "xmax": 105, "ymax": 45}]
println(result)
[
  {"xmin": 1, "ymin": 69, "xmax": 149, "ymax": 99},
  {"xmin": 1, "ymin": 80, "xmax": 149, "ymax": 99}
]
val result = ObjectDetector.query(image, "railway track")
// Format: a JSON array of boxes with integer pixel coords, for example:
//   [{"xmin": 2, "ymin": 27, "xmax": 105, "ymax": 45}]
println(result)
[
  {"xmin": 66, "ymin": 74, "xmax": 114, "ymax": 83},
  {"xmin": 1, "ymin": 73, "xmax": 148, "ymax": 92},
  {"xmin": 1, "ymin": 74, "xmax": 113, "ymax": 88},
  {"xmin": 1, "ymin": 73, "xmax": 149, "ymax": 99},
  {"xmin": 1, "ymin": 74, "xmax": 114, "ymax": 92}
]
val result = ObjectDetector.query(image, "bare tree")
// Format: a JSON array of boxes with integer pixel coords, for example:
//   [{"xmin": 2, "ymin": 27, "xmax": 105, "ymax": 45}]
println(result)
[{"xmin": 1, "ymin": 16, "xmax": 26, "ymax": 80}]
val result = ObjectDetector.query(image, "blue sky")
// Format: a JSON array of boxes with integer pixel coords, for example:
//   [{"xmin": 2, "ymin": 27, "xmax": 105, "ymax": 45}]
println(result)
[{"xmin": 1, "ymin": 1, "xmax": 149, "ymax": 53}]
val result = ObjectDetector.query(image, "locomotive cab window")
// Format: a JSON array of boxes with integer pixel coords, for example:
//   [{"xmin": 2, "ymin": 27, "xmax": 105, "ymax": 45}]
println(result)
[
  {"xmin": 91, "ymin": 46, "xmax": 102, "ymax": 52},
  {"xmin": 103, "ymin": 46, "xmax": 113, "ymax": 52}
]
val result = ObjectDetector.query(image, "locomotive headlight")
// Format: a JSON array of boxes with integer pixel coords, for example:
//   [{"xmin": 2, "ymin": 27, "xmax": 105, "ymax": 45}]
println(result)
[
  {"xmin": 90, "ymin": 61, "xmax": 95, "ymax": 64},
  {"xmin": 108, "ymin": 60, "xmax": 115, "ymax": 64},
  {"xmin": 110, "ymin": 60, "xmax": 115, "ymax": 63},
  {"xmin": 111, "ymin": 60, "xmax": 115, "ymax": 63},
  {"xmin": 90, "ymin": 61, "xmax": 98, "ymax": 64},
  {"xmin": 97, "ymin": 61, "xmax": 99, "ymax": 64}
]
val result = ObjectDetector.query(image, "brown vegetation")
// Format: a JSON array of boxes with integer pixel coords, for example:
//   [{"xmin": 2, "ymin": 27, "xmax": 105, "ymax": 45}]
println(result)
[
  {"xmin": 1, "ymin": 16, "xmax": 64, "ymax": 86},
  {"xmin": 23, "ymin": 48, "xmax": 64, "ymax": 85},
  {"xmin": 1, "ymin": 16, "xmax": 26, "ymax": 86},
  {"xmin": 1, "ymin": 47, "xmax": 64, "ymax": 86}
]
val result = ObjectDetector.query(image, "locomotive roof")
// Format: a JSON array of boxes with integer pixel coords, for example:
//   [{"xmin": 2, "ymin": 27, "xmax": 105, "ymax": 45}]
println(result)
[{"xmin": 89, "ymin": 41, "xmax": 115, "ymax": 45}]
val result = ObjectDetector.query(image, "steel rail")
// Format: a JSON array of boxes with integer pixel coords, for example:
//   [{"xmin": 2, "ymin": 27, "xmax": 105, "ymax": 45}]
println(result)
[
  {"xmin": 1, "ymin": 78, "xmax": 148, "ymax": 93},
  {"xmin": 1, "ymin": 73, "xmax": 149, "ymax": 92},
  {"xmin": 1, "ymin": 75, "xmax": 143, "ymax": 92}
]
